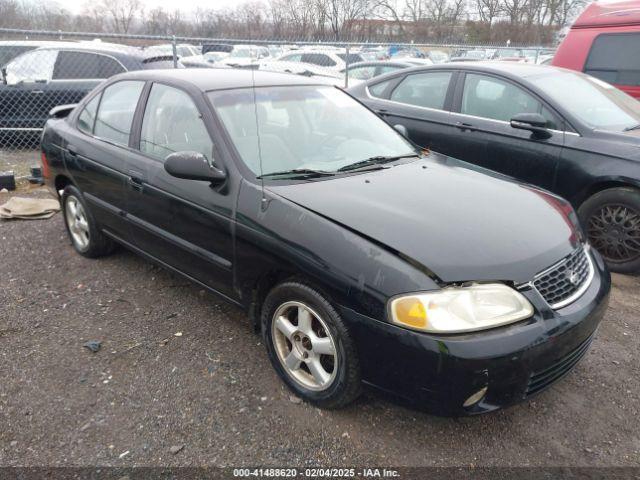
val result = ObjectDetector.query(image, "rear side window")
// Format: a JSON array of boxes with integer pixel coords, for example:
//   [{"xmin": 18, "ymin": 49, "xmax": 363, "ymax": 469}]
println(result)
[
  {"xmin": 140, "ymin": 83, "xmax": 214, "ymax": 163},
  {"xmin": 94, "ymin": 81, "xmax": 144, "ymax": 146},
  {"xmin": 390, "ymin": 71, "xmax": 452, "ymax": 110},
  {"xmin": 585, "ymin": 33, "xmax": 640, "ymax": 86},
  {"xmin": 77, "ymin": 94, "xmax": 101, "ymax": 134},
  {"xmin": 53, "ymin": 51, "xmax": 125, "ymax": 80},
  {"xmin": 301, "ymin": 53, "xmax": 336, "ymax": 67}
]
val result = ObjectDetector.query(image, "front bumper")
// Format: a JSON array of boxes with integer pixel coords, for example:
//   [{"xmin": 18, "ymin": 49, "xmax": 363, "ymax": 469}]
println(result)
[{"xmin": 339, "ymin": 249, "xmax": 611, "ymax": 416}]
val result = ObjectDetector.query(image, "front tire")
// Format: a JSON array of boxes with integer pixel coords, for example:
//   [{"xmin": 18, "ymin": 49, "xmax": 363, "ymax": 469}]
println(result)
[
  {"xmin": 261, "ymin": 281, "xmax": 361, "ymax": 409},
  {"xmin": 578, "ymin": 187, "xmax": 640, "ymax": 274},
  {"xmin": 61, "ymin": 185, "xmax": 115, "ymax": 258}
]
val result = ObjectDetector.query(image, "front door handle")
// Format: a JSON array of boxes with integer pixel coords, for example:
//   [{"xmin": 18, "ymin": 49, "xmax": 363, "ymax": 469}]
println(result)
[
  {"xmin": 376, "ymin": 108, "xmax": 388, "ymax": 115},
  {"xmin": 128, "ymin": 170, "xmax": 144, "ymax": 191},
  {"xmin": 456, "ymin": 122, "xmax": 477, "ymax": 131}
]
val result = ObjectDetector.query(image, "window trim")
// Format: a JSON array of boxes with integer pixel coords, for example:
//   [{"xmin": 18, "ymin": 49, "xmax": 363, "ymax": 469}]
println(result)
[{"xmin": 77, "ymin": 91, "xmax": 103, "ymax": 136}]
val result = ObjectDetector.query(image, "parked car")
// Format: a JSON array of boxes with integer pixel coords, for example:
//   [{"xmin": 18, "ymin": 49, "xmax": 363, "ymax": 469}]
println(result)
[
  {"xmin": 41, "ymin": 69, "xmax": 609, "ymax": 415},
  {"xmin": 349, "ymin": 62, "xmax": 640, "ymax": 272},
  {"xmin": 220, "ymin": 45, "xmax": 271, "ymax": 68},
  {"xmin": 0, "ymin": 41, "xmax": 59, "ymax": 68},
  {"xmin": 0, "ymin": 43, "xmax": 178, "ymax": 147},
  {"xmin": 553, "ymin": 0, "xmax": 640, "ymax": 99},
  {"xmin": 145, "ymin": 43, "xmax": 201, "ymax": 59},
  {"xmin": 264, "ymin": 49, "xmax": 364, "ymax": 75},
  {"xmin": 426, "ymin": 50, "xmax": 450, "ymax": 64}
]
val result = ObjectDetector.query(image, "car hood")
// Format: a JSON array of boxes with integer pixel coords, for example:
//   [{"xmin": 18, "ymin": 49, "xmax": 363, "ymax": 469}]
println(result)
[{"xmin": 268, "ymin": 155, "xmax": 581, "ymax": 285}]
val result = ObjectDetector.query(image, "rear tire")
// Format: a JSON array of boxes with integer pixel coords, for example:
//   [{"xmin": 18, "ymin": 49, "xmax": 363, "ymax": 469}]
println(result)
[
  {"xmin": 261, "ymin": 281, "xmax": 361, "ymax": 409},
  {"xmin": 578, "ymin": 187, "xmax": 640, "ymax": 274},
  {"xmin": 61, "ymin": 185, "xmax": 116, "ymax": 258}
]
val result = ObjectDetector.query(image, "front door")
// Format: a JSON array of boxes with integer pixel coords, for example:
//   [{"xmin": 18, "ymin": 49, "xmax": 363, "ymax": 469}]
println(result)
[
  {"xmin": 124, "ymin": 82, "xmax": 236, "ymax": 299},
  {"xmin": 451, "ymin": 72, "xmax": 564, "ymax": 189}
]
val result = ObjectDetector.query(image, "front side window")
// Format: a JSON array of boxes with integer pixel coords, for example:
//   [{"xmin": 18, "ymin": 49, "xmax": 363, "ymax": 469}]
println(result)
[
  {"xmin": 94, "ymin": 81, "xmax": 144, "ymax": 146},
  {"xmin": 140, "ymin": 83, "xmax": 214, "ymax": 162},
  {"xmin": 53, "ymin": 51, "xmax": 125, "ymax": 80},
  {"xmin": 585, "ymin": 33, "xmax": 640, "ymax": 87},
  {"xmin": 77, "ymin": 94, "xmax": 101, "ymax": 134},
  {"xmin": 461, "ymin": 73, "xmax": 541, "ymax": 122},
  {"xmin": 390, "ymin": 71, "xmax": 452, "ymax": 110},
  {"xmin": 4, "ymin": 49, "xmax": 57, "ymax": 84},
  {"xmin": 209, "ymin": 85, "xmax": 415, "ymax": 176}
]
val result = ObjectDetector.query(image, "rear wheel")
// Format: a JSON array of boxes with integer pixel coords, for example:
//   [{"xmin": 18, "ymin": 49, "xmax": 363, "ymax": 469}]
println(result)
[
  {"xmin": 261, "ymin": 281, "xmax": 361, "ymax": 408},
  {"xmin": 579, "ymin": 187, "xmax": 640, "ymax": 274},
  {"xmin": 61, "ymin": 185, "xmax": 115, "ymax": 258}
]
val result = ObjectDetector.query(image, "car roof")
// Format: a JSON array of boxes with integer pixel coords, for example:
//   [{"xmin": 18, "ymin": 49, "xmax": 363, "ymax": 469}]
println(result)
[
  {"xmin": 424, "ymin": 61, "xmax": 560, "ymax": 78},
  {"xmin": 33, "ymin": 42, "xmax": 154, "ymax": 60},
  {"xmin": 114, "ymin": 68, "xmax": 328, "ymax": 91},
  {"xmin": 573, "ymin": 0, "xmax": 640, "ymax": 27}
]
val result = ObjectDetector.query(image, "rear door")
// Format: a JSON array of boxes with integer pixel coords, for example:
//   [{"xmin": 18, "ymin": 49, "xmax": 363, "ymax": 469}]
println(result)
[
  {"xmin": 365, "ymin": 70, "xmax": 458, "ymax": 155},
  {"xmin": 450, "ymin": 72, "xmax": 564, "ymax": 189},
  {"xmin": 124, "ymin": 82, "xmax": 235, "ymax": 298},
  {"xmin": 63, "ymin": 80, "xmax": 146, "ymax": 240}
]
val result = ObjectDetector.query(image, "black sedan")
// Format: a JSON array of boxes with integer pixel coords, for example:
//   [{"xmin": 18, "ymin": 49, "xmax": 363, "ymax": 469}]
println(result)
[
  {"xmin": 349, "ymin": 62, "xmax": 640, "ymax": 273},
  {"xmin": 0, "ymin": 43, "xmax": 177, "ymax": 147},
  {"xmin": 41, "ymin": 69, "xmax": 610, "ymax": 416}
]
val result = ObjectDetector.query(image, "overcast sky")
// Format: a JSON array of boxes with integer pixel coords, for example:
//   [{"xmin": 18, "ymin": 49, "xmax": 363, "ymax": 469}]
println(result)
[{"xmin": 56, "ymin": 0, "xmax": 244, "ymax": 15}]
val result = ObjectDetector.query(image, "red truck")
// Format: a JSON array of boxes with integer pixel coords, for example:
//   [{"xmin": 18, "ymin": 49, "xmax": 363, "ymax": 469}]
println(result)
[{"xmin": 552, "ymin": 0, "xmax": 640, "ymax": 99}]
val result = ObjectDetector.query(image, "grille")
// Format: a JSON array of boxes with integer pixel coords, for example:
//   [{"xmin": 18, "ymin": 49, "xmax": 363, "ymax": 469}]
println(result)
[
  {"xmin": 533, "ymin": 247, "xmax": 592, "ymax": 309},
  {"xmin": 525, "ymin": 333, "xmax": 594, "ymax": 398}
]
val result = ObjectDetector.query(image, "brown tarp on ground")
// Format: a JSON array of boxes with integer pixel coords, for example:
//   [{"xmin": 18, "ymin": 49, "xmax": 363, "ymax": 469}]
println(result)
[{"xmin": 0, "ymin": 196, "xmax": 60, "ymax": 220}]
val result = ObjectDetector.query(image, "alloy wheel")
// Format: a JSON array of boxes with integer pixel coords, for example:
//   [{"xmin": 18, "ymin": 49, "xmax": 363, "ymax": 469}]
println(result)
[
  {"xmin": 65, "ymin": 195, "xmax": 90, "ymax": 251},
  {"xmin": 588, "ymin": 203, "xmax": 640, "ymax": 264},
  {"xmin": 271, "ymin": 301, "xmax": 338, "ymax": 391}
]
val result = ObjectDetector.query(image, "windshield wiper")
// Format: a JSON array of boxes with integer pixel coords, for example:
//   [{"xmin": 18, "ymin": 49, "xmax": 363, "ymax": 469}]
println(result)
[
  {"xmin": 256, "ymin": 168, "xmax": 335, "ymax": 179},
  {"xmin": 338, "ymin": 154, "xmax": 420, "ymax": 172},
  {"xmin": 623, "ymin": 123, "xmax": 640, "ymax": 132}
]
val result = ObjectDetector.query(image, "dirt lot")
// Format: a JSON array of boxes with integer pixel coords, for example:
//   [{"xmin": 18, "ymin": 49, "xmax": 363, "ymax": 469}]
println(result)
[{"xmin": 0, "ymin": 187, "xmax": 639, "ymax": 468}]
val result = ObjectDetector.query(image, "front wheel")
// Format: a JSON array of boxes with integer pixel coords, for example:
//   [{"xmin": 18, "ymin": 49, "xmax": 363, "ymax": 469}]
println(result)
[
  {"xmin": 579, "ymin": 187, "xmax": 640, "ymax": 274},
  {"xmin": 261, "ymin": 282, "xmax": 361, "ymax": 409}
]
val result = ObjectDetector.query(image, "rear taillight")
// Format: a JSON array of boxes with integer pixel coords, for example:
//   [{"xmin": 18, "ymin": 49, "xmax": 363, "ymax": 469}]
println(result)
[{"xmin": 40, "ymin": 151, "xmax": 50, "ymax": 179}]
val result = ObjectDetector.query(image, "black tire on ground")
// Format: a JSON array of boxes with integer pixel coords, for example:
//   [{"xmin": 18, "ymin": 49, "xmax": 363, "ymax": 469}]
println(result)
[
  {"xmin": 61, "ymin": 185, "xmax": 116, "ymax": 258},
  {"xmin": 578, "ymin": 187, "xmax": 640, "ymax": 274},
  {"xmin": 261, "ymin": 281, "xmax": 361, "ymax": 409}
]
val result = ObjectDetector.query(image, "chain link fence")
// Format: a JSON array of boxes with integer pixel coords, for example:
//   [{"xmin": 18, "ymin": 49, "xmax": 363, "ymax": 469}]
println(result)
[{"xmin": 0, "ymin": 27, "xmax": 555, "ymax": 188}]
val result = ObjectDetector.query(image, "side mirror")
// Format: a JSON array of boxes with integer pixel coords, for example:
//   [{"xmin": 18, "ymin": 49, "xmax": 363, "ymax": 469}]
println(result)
[
  {"xmin": 510, "ymin": 113, "xmax": 551, "ymax": 139},
  {"xmin": 164, "ymin": 151, "xmax": 226, "ymax": 183},
  {"xmin": 394, "ymin": 124, "xmax": 408, "ymax": 137}
]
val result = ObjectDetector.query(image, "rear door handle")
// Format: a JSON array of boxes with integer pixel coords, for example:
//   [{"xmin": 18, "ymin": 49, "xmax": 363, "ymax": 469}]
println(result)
[
  {"xmin": 67, "ymin": 145, "xmax": 77, "ymax": 157},
  {"xmin": 456, "ymin": 122, "xmax": 477, "ymax": 131},
  {"xmin": 32, "ymin": 90, "xmax": 44, "ymax": 95},
  {"xmin": 376, "ymin": 108, "xmax": 388, "ymax": 115}
]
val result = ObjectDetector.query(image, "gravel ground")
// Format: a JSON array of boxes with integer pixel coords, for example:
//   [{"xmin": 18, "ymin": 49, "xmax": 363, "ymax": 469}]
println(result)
[{"xmin": 0, "ymin": 188, "xmax": 639, "ymax": 468}]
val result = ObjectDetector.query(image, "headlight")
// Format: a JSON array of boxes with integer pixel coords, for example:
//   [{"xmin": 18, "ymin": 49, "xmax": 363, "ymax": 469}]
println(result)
[{"xmin": 389, "ymin": 283, "xmax": 533, "ymax": 334}]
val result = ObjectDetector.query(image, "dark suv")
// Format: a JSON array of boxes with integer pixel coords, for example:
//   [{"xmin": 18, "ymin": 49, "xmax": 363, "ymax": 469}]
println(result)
[{"xmin": 0, "ymin": 43, "xmax": 177, "ymax": 147}]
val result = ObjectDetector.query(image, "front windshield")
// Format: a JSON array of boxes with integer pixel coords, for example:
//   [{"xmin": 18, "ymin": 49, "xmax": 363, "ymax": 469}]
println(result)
[
  {"xmin": 209, "ymin": 85, "xmax": 416, "ymax": 177},
  {"xmin": 528, "ymin": 70, "xmax": 640, "ymax": 131}
]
